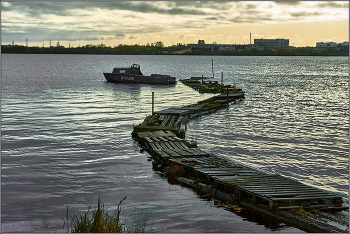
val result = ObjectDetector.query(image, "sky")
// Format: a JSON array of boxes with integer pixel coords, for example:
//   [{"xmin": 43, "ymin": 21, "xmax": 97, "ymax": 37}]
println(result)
[{"xmin": 1, "ymin": 1, "xmax": 349, "ymax": 48}]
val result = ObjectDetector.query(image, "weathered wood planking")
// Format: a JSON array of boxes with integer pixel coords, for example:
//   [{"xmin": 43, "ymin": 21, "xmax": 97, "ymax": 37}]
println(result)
[
  {"xmin": 135, "ymin": 116, "xmax": 343, "ymax": 211},
  {"xmin": 160, "ymin": 115, "xmax": 171, "ymax": 127}
]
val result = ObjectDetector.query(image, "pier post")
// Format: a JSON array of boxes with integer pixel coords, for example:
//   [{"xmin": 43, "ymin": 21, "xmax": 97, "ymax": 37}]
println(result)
[
  {"xmin": 227, "ymin": 86, "xmax": 229, "ymax": 108},
  {"xmin": 152, "ymin": 92, "xmax": 154, "ymax": 116},
  {"xmin": 221, "ymin": 72, "xmax": 223, "ymax": 86}
]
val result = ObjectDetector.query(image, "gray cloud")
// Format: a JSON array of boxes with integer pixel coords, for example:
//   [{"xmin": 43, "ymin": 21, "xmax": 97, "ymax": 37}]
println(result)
[
  {"xmin": 274, "ymin": 1, "xmax": 301, "ymax": 6},
  {"xmin": 228, "ymin": 12, "xmax": 274, "ymax": 24},
  {"xmin": 1, "ymin": 1, "xmax": 209, "ymax": 17},
  {"xmin": 316, "ymin": 2, "xmax": 349, "ymax": 8},
  {"xmin": 2, "ymin": 1, "xmax": 348, "ymax": 44},
  {"xmin": 115, "ymin": 33, "xmax": 126, "ymax": 40},
  {"xmin": 289, "ymin": 11, "xmax": 324, "ymax": 18}
]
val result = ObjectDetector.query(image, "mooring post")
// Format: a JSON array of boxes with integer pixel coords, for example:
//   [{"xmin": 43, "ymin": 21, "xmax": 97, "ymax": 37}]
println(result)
[
  {"xmin": 152, "ymin": 92, "xmax": 154, "ymax": 116},
  {"xmin": 221, "ymin": 72, "xmax": 224, "ymax": 93},
  {"xmin": 221, "ymin": 72, "xmax": 223, "ymax": 86},
  {"xmin": 227, "ymin": 86, "xmax": 229, "ymax": 108}
]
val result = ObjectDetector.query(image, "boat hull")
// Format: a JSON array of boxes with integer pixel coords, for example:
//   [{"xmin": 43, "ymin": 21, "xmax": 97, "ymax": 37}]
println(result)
[{"xmin": 104, "ymin": 73, "xmax": 176, "ymax": 84}]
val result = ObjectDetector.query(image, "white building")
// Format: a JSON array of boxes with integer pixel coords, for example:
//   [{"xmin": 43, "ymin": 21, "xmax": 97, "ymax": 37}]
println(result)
[
  {"xmin": 315, "ymin": 42, "xmax": 337, "ymax": 51},
  {"xmin": 253, "ymin": 38, "xmax": 289, "ymax": 51}
]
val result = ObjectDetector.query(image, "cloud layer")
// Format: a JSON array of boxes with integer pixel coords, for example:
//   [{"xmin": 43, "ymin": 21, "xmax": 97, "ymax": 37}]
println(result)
[{"xmin": 1, "ymin": 1, "xmax": 348, "ymax": 46}]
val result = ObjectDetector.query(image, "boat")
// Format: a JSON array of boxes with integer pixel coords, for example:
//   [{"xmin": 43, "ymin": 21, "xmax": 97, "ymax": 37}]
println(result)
[{"xmin": 103, "ymin": 64, "xmax": 176, "ymax": 84}]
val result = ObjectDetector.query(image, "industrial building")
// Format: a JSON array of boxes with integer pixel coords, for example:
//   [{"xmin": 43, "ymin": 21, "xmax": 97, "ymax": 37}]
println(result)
[
  {"xmin": 252, "ymin": 38, "xmax": 289, "ymax": 51},
  {"xmin": 190, "ymin": 38, "xmax": 290, "ymax": 53}
]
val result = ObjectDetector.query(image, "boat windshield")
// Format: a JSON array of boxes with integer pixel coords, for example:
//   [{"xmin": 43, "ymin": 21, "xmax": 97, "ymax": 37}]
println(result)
[{"xmin": 131, "ymin": 64, "xmax": 140, "ymax": 69}]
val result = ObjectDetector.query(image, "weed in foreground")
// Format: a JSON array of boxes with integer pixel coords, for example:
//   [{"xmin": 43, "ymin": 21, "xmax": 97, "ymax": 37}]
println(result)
[{"xmin": 64, "ymin": 196, "xmax": 145, "ymax": 233}]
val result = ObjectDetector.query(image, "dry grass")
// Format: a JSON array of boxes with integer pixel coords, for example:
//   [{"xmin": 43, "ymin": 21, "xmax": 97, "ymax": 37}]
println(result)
[
  {"xmin": 298, "ymin": 206, "xmax": 315, "ymax": 218},
  {"xmin": 64, "ymin": 196, "xmax": 145, "ymax": 233},
  {"xmin": 167, "ymin": 163, "xmax": 185, "ymax": 178}
]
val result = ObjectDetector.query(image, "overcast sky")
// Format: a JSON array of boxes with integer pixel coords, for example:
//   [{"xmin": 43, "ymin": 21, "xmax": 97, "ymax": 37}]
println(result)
[{"xmin": 1, "ymin": 1, "xmax": 349, "ymax": 47}]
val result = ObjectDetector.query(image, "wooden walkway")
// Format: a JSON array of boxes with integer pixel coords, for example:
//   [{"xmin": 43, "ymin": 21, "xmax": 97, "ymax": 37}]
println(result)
[
  {"xmin": 132, "ymin": 93, "xmax": 244, "ymax": 137},
  {"xmin": 132, "ymin": 94, "xmax": 343, "ymax": 211},
  {"xmin": 135, "ymin": 129, "xmax": 342, "ymax": 210}
]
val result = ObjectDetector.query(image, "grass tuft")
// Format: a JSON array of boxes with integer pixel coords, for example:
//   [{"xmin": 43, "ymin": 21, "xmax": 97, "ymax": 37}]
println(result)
[
  {"xmin": 298, "ymin": 206, "xmax": 315, "ymax": 218},
  {"xmin": 167, "ymin": 163, "xmax": 185, "ymax": 178},
  {"xmin": 64, "ymin": 196, "xmax": 145, "ymax": 233}
]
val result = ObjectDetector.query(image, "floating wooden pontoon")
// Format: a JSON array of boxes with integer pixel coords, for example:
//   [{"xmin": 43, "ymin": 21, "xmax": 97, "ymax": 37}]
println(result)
[{"xmin": 131, "ymin": 92, "xmax": 347, "ymax": 232}]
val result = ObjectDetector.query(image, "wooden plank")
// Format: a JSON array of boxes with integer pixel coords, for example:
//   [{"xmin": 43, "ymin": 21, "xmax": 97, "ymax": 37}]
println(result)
[
  {"xmin": 154, "ymin": 142, "xmax": 162, "ymax": 150},
  {"xmin": 153, "ymin": 149, "xmax": 170, "ymax": 159},
  {"xmin": 230, "ymin": 178, "xmax": 302, "ymax": 185},
  {"xmin": 199, "ymin": 168, "xmax": 257, "ymax": 174},
  {"xmin": 134, "ymin": 125, "xmax": 178, "ymax": 132},
  {"xmin": 149, "ymin": 142, "xmax": 159, "ymax": 150},
  {"xmin": 169, "ymin": 141, "xmax": 180, "ymax": 149},
  {"xmin": 159, "ymin": 115, "xmax": 165, "ymax": 121},
  {"xmin": 162, "ymin": 148, "xmax": 182, "ymax": 157},
  {"xmin": 198, "ymin": 168, "xmax": 256, "ymax": 173},
  {"xmin": 157, "ymin": 130, "xmax": 167, "ymax": 136},
  {"xmin": 158, "ymin": 136, "xmax": 168, "ymax": 142},
  {"xmin": 241, "ymin": 184, "xmax": 324, "ymax": 191},
  {"xmin": 172, "ymin": 148, "xmax": 195, "ymax": 156},
  {"xmin": 173, "ymin": 136, "xmax": 184, "ymax": 141},
  {"xmin": 149, "ymin": 136, "xmax": 160, "ymax": 142},
  {"xmin": 242, "ymin": 188, "xmax": 325, "ymax": 195},
  {"xmin": 144, "ymin": 137, "xmax": 153, "ymax": 144},
  {"xmin": 141, "ymin": 116, "xmax": 152, "ymax": 125},
  {"xmin": 160, "ymin": 115, "xmax": 171, "ymax": 127},
  {"xmin": 215, "ymin": 174, "xmax": 296, "ymax": 181},
  {"xmin": 216, "ymin": 178, "xmax": 297, "ymax": 186},
  {"xmin": 270, "ymin": 195, "xmax": 340, "ymax": 202},
  {"xmin": 179, "ymin": 142, "xmax": 189, "ymax": 148},
  {"xmin": 157, "ymin": 142, "xmax": 167, "ymax": 150},
  {"xmin": 146, "ymin": 115, "xmax": 155, "ymax": 124},
  {"xmin": 162, "ymin": 142, "xmax": 173, "ymax": 150},
  {"xmin": 174, "ymin": 116, "xmax": 183, "ymax": 127},
  {"xmin": 237, "ymin": 179, "xmax": 304, "ymax": 186},
  {"xmin": 168, "ymin": 116, "xmax": 176, "ymax": 127},
  {"xmin": 197, "ymin": 170, "xmax": 254, "ymax": 176},
  {"xmin": 249, "ymin": 187, "xmax": 331, "ymax": 194},
  {"xmin": 173, "ymin": 141, "xmax": 184, "ymax": 149},
  {"xmin": 163, "ymin": 136, "xmax": 174, "ymax": 141},
  {"xmin": 165, "ymin": 130, "xmax": 176, "ymax": 137},
  {"xmin": 258, "ymin": 191, "xmax": 332, "ymax": 198}
]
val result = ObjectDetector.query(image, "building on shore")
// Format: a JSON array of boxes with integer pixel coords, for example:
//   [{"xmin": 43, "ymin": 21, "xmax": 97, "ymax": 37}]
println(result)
[
  {"xmin": 315, "ymin": 42, "xmax": 337, "ymax": 52},
  {"xmin": 190, "ymin": 43, "xmax": 250, "ymax": 53},
  {"xmin": 252, "ymin": 38, "xmax": 289, "ymax": 51},
  {"xmin": 190, "ymin": 38, "xmax": 290, "ymax": 53},
  {"xmin": 315, "ymin": 41, "xmax": 349, "ymax": 52}
]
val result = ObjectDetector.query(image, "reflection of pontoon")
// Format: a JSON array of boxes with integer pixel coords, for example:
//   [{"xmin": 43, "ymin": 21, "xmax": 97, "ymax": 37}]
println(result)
[{"xmin": 103, "ymin": 64, "xmax": 176, "ymax": 84}]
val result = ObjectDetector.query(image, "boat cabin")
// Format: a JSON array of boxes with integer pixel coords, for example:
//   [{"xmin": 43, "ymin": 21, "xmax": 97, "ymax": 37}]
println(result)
[{"xmin": 112, "ymin": 64, "xmax": 143, "ymax": 75}]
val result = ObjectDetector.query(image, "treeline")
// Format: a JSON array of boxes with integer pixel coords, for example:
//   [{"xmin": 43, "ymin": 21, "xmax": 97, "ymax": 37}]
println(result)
[
  {"xmin": 1, "ymin": 42, "xmax": 189, "ymax": 55},
  {"xmin": 1, "ymin": 42, "xmax": 348, "ymax": 56}
]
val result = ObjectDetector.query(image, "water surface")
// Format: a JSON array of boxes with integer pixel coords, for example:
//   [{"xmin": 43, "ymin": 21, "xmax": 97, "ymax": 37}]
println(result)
[{"xmin": 1, "ymin": 54, "xmax": 348, "ymax": 232}]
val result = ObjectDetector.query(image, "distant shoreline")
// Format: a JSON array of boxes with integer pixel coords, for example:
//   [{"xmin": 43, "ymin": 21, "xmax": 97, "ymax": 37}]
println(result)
[
  {"xmin": 2, "ymin": 44, "xmax": 348, "ymax": 56},
  {"xmin": 2, "ymin": 52, "xmax": 348, "ymax": 57}
]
